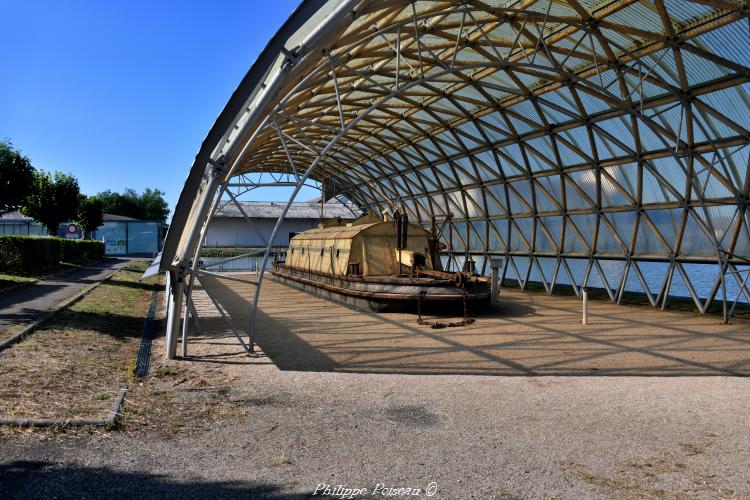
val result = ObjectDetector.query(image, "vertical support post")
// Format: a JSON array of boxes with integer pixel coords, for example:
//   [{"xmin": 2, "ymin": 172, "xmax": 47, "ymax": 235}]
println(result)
[
  {"xmin": 490, "ymin": 258, "xmax": 502, "ymax": 305},
  {"xmin": 188, "ymin": 300, "xmax": 202, "ymax": 333},
  {"xmin": 180, "ymin": 284, "xmax": 191, "ymax": 358},
  {"xmin": 165, "ymin": 268, "xmax": 185, "ymax": 360},
  {"xmin": 720, "ymin": 255, "xmax": 728, "ymax": 324},
  {"xmin": 181, "ymin": 183, "xmax": 228, "ymax": 358},
  {"xmin": 582, "ymin": 287, "xmax": 588, "ymax": 325}
]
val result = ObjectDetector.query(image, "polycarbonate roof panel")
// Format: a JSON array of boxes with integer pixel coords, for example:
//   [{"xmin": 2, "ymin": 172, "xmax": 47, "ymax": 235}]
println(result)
[{"xmin": 165, "ymin": 0, "xmax": 750, "ymax": 295}]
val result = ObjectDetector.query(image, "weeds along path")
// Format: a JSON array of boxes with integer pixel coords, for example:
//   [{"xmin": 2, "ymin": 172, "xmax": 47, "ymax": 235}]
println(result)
[{"xmin": 0, "ymin": 261, "xmax": 160, "ymax": 423}]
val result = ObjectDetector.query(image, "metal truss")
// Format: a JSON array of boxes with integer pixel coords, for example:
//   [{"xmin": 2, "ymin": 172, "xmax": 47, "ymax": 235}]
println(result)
[{"xmin": 165, "ymin": 0, "xmax": 750, "ymax": 358}]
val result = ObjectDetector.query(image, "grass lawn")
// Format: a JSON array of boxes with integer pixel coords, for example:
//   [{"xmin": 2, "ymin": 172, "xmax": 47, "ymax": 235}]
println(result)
[
  {"xmin": 0, "ymin": 261, "xmax": 160, "ymax": 422},
  {"xmin": 0, "ymin": 274, "xmax": 38, "ymax": 293}
]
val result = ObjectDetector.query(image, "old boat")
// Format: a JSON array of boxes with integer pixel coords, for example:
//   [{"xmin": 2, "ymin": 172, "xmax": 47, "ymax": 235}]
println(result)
[{"xmin": 271, "ymin": 214, "xmax": 491, "ymax": 312}]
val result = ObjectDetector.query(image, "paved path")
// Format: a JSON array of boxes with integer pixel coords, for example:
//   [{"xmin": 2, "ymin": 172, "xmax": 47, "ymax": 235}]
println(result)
[
  {"xmin": 0, "ymin": 258, "xmax": 135, "ymax": 334},
  {"xmin": 193, "ymin": 274, "xmax": 750, "ymax": 376}
]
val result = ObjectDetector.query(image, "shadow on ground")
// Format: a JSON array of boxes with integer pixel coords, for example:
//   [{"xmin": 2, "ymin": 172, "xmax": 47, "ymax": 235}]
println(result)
[
  {"xmin": 0, "ymin": 258, "xmax": 135, "ymax": 330},
  {"xmin": 0, "ymin": 460, "xmax": 300, "ymax": 500},
  {"xmin": 183, "ymin": 274, "xmax": 750, "ymax": 377},
  {"xmin": 106, "ymin": 278, "xmax": 158, "ymax": 291}
]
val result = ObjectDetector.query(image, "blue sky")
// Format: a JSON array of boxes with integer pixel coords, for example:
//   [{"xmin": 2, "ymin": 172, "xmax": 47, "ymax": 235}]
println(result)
[{"xmin": 1, "ymin": 0, "xmax": 310, "ymax": 220}]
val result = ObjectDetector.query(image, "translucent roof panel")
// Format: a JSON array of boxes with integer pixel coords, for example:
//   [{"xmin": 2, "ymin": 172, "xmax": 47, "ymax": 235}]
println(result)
[{"xmin": 163, "ymin": 0, "xmax": 750, "ymax": 309}]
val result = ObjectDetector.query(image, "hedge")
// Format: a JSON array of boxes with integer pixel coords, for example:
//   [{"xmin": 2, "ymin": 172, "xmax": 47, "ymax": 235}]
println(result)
[
  {"xmin": 61, "ymin": 238, "xmax": 105, "ymax": 263},
  {"xmin": 0, "ymin": 236, "xmax": 104, "ymax": 274}
]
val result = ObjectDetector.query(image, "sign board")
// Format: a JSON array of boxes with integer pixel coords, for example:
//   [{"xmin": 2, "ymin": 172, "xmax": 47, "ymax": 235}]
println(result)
[{"xmin": 104, "ymin": 238, "xmax": 127, "ymax": 255}]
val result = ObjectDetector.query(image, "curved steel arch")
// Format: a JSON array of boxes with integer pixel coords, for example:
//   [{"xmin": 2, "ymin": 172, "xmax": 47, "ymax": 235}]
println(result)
[{"xmin": 161, "ymin": 0, "xmax": 750, "ymax": 358}]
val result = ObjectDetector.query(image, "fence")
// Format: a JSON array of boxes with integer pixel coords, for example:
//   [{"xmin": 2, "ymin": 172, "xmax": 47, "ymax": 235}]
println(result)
[
  {"xmin": 199, "ymin": 247, "xmax": 287, "ymax": 272},
  {"xmin": 0, "ymin": 223, "xmax": 47, "ymax": 236}
]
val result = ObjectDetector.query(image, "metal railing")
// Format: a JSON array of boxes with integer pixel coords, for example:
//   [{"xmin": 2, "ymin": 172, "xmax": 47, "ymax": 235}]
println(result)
[{"xmin": 198, "ymin": 246, "xmax": 287, "ymax": 272}]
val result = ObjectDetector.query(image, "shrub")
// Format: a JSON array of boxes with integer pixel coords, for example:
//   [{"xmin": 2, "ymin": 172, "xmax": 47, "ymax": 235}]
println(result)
[
  {"xmin": 0, "ymin": 236, "xmax": 104, "ymax": 274},
  {"xmin": 61, "ymin": 238, "xmax": 105, "ymax": 262},
  {"xmin": 0, "ymin": 236, "xmax": 61, "ymax": 273}
]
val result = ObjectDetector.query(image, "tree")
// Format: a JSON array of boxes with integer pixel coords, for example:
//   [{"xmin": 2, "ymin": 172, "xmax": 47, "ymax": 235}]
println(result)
[
  {"xmin": 76, "ymin": 195, "xmax": 103, "ymax": 238},
  {"xmin": 94, "ymin": 187, "xmax": 169, "ymax": 223},
  {"xmin": 21, "ymin": 171, "xmax": 80, "ymax": 235},
  {"xmin": 95, "ymin": 189, "xmax": 139, "ymax": 219},
  {"xmin": 0, "ymin": 140, "xmax": 35, "ymax": 212},
  {"xmin": 139, "ymin": 188, "xmax": 170, "ymax": 222}
]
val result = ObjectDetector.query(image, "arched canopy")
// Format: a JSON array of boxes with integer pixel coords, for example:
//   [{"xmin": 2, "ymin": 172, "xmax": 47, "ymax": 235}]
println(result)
[{"xmin": 162, "ymin": 0, "xmax": 750, "ymax": 294}]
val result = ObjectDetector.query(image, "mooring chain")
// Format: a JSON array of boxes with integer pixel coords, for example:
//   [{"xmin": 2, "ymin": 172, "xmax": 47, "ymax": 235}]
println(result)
[{"xmin": 417, "ymin": 282, "xmax": 476, "ymax": 329}]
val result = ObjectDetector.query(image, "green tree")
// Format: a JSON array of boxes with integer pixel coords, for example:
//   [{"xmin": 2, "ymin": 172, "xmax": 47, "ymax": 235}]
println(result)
[
  {"xmin": 21, "ymin": 171, "xmax": 80, "ymax": 234},
  {"xmin": 75, "ymin": 195, "xmax": 104, "ymax": 238},
  {"xmin": 94, "ymin": 187, "xmax": 169, "ymax": 223},
  {"xmin": 95, "ymin": 188, "xmax": 142, "ymax": 219},
  {"xmin": 0, "ymin": 140, "xmax": 36, "ymax": 212},
  {"xmin": 140, "ymin": 188, "xmax": 170, "ymax": 222}
]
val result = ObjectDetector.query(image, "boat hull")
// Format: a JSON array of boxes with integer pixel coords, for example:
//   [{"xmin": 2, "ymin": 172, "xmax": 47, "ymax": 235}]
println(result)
[{"xmin": 271, "ymin": 264, "xmax": 490, "ymax": 312}]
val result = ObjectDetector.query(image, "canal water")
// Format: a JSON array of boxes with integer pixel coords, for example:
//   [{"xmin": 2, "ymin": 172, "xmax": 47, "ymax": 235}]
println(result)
[
  {"xmin": 200, "ymin": 249, "xmax": 749, "ymax": 304},
  {"xmin": 447, "ymin": 256, "xmax": 749, "ymax": 304}
]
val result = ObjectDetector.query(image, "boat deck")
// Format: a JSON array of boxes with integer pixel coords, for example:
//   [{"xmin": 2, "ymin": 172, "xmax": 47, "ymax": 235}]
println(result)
[{"xmin": 186, "ymin": 272, "xmax": 750, "ymax": 376}]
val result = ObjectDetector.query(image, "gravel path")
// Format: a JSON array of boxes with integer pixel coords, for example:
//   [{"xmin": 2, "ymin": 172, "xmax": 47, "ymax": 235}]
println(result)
[
  {"xmin": 1, "ymin": 366, "xmax": 748, "ymax": 499},
  {"xmin": 1, "ymin": 278, "xmax": 748, "ymax": 499}
]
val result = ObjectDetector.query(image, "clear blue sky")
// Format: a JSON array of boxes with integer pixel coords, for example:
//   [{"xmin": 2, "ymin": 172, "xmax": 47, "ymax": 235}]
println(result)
[{"xmin": 0, "ymin": 0, "xmax": 307, "ymax": 221}]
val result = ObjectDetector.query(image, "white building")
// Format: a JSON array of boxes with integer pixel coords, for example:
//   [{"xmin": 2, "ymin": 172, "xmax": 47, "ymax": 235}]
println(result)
[{"xmin": 203, "ymin": 201, "xmax": 358, "ymax": 248}]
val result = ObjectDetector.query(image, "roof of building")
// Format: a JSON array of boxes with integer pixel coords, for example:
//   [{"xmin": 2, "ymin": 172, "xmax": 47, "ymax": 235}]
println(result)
[
  {"xmin": 103, "ymin": 213, "xmax": 141, "ymax": 222},
  {"xmin": 0, "ymin": 210, "xmax": 32, "ymax": 222},
  {"xmin": 0, "ymin": 211, "xmax": 150, "ymax": 224},
  {"xmin": 155, "ymin": 0, "xmax": 750, "ymax": 318},
  {"xmin": 213, "ymin": 201, "xmax": 357, "ymax": 220}
]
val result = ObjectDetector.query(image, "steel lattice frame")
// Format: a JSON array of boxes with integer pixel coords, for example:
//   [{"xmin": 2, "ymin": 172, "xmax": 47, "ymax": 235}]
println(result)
[{"xmin": 159, "ymin": 0, "xmax": 750, "ymax": 358}]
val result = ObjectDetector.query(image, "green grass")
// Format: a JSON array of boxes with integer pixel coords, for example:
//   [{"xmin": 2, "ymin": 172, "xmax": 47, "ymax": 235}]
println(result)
[
  {"xmin": 0, "ymin": 273, "xmax": 37, "ymax": 292},
  {"xmin": 0, "ymin": 260, "xmax": 161, "ymax": 421},
  {"xmin": 15, "ymin": 339, "xmax": 41, "ymax": 350},
  {"xmin": 155, "ymin": 366, "xmax": 181, "ymax": 377},
  {"xmin": 169, "ymin": 418, "xmax": 185, "ymax": 433}
]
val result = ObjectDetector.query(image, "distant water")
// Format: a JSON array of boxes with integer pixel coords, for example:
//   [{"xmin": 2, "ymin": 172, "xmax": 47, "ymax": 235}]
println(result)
[
  {"xmin": 199, "ymin": 255, "xmax": 263, "ymax": 272},
  {"xmin": 200, "ymin": 251, "xmax": 749, "ymax": 305},
  {"xmin": 443, "ymin": 256, "xmax": 750, "ymax": 305}
]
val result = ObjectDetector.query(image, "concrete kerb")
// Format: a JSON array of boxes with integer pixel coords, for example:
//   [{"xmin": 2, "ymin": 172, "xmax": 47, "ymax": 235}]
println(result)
[
  {"xmin": 0, "ymin": 264, "xmax": 124, "ymax": 352},
  {"xmin": 0, "ymin": 387, "xmax": 128, "ymax": 428}
]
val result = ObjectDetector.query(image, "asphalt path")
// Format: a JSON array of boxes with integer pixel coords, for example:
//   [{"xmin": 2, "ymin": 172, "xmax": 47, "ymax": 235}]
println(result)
[{"xmin": 0, "ymin": 258, "xmax": 135, "ymax": 334}]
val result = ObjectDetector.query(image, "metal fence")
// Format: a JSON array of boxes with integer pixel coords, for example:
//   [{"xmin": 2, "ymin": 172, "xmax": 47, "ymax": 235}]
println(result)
[
  {"xmin": 0, "ymin": 223, "xmax": 47, "ymax": 236},
  {"xmin": 198, "ymin": 247, "xmax": 287, "ymax": 272}
]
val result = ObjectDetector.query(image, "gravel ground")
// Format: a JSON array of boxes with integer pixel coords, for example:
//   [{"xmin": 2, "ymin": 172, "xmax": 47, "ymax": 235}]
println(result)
[
  {"xmin": 1, "ymin": 368, "xmax": 748, "ymax": 499},
  {"xmin": 1, "ymin": 279, "xmax": 748, "ymax": 499}
]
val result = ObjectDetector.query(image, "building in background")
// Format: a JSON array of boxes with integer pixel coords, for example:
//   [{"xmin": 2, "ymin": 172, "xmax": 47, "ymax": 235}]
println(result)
[
  {"xmin": 93, "ymin": 214, "xmax": 164, "ymax": 256},
  {"xmin": 204, "ymin": 201, "xmax": 358, "ymax": 248},
  {"xmin": 0, "ymin": 210, "xmax": 46, "ymax": 236},
  {"xmin": 0, "ymin": 211, "xmax": 163, "ymax": 256}
]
